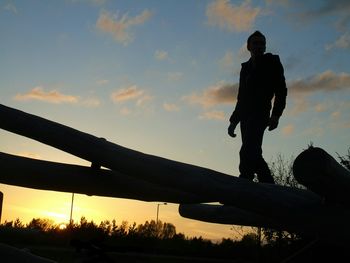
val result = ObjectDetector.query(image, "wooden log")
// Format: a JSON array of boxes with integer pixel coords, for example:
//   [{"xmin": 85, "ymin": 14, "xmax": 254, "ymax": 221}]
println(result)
[
  {"xmin": 0, "ymin": 152, "xmax": 204, "ymax": 203},
  {"xmin": 293, "ymin": 146, "xmax": 350, "ymax": 206},
  {"xmin": 179, "ymin": 203, "xmax": 350, "ymax": 245},
  {"xmin": 4, "ymin": 149, "xmax": 345, "ymax": 240},
  {"xmin": 179, "ymin": 203, "xmax": 281, "ymax": 229},
  {"xmin": 0, "ymin": 104, "xmax": 322, "ymax": 220}
]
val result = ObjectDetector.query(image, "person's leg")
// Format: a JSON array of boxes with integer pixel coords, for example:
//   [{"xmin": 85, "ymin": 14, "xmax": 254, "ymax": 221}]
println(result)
[
  {"xmin": 256, "ymin": 157, "xmax": 275, "ymax": 184},
  {"xmin": 239, "ymin": 117, "xmax": 274, "ymax": 183},
  {"xmin": 253, "ymin": 119, "xmax": 275, "ymax": 184},
  {"xmin": 239, "ymin": 119, "xmax": 257, "ymax": 181}
]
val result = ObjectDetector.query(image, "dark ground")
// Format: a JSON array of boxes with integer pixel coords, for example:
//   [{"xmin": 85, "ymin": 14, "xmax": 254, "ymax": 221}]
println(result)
[{"xmin": 17, "ymin": 245, "xmax": 247, "ymax": 263}]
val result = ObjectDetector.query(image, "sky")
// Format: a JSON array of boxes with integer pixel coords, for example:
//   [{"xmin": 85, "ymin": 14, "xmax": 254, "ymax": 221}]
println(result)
[{"xmin": 0, "ymin": 0, "xmax": 349, "ymax": 241}]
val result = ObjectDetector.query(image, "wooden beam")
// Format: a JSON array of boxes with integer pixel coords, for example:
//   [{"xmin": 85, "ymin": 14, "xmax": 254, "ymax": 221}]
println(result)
[
  {"xmin": 179, "ymin": 203, "xmax": 350, "ymax": 245},
  {"xmin": 0, "ymin": 104, "xmax": 322, "ymax": 220},
  {"xmin": 179, "ymin": 203, "xmax": 281, "ymax": 229},
  {"xmin": 293, "ymin": 146, "xmax": 350, "ymax": 207},
  {"xmin": 0, "ymin": 152, "xmax": 204, "ymax": 203}
]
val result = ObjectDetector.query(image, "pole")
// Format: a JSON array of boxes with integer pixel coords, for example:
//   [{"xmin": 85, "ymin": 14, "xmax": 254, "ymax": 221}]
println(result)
[
  {"xmin": 156, "ymin": 202, "xmax": 167, "ymax": 223},
  {"xmin": 69, "ymin": 193, "xmax": 74, "ymax": 226},
  {"xmin": 0, "ymin": 191, "xmax": 3, "ymax": 224},
  {"xmin": 156, "ymin": 204, "xmax": 159, "ymax": 223}
]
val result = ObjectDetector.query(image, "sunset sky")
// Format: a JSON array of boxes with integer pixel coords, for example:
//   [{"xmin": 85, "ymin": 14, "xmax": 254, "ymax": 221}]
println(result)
[{"xmin": 0, "ymin": 0, "xmax": 349, "ymax": 240}]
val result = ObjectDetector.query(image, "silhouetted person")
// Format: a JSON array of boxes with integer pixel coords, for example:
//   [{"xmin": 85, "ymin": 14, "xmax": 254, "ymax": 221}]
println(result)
[{"xmin": 228, "ymin": 31, "xmax": 287, "ymax": 183}]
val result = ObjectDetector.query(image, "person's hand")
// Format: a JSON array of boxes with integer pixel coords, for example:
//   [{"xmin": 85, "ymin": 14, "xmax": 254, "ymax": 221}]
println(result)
[
  {"xmin": 268, "ymin": 115, "xmax": 279, "ymax": 131},
  {"xmin": 228, "ymin": 123, "xmax": 237, "ymax": 138}
]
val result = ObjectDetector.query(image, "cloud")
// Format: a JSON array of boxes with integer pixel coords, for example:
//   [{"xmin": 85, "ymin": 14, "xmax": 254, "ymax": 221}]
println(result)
[
  {"xmin": 136, "ymin": 94, "xmax": 153, "ymax": 107},
  {"xmin": 182, "ymin": 70, "xmax": 349, "ymax": 119},
  {"xmin": 206, "ymin": 0, "xmax": 261, "ymax": 32},
  {"xmin": 292, "ymin": 0, "xmax": 350, "ymax": 31},
  {"xmin": 326, "ymin": 32, "xmax": 350, "ymax": 50},
  {"xmin": 163, "ymin": 103, "xmax": 180, "ymax": 112},
  {"xmin": 289, "ymin": 70, "xmax": 350, "ymax": 95},
  {"xmin": 111, "ymin": 85, "xmax": 145, "ymax": 102},
  {"xmin": 14, "ymin": 87, "xmax": 79, "ymax": 104},
  {"xmin": 287, "ymin": 71, "xmax": 350, "ymax": 116},
  {"xmin": 298, "ymin": 0, "xmax": 350, "ymax": 19},
  {"xmin": 199, "ymin": 110, "xmax": 226, "ymax": 121},
  {"xmin": 181, "ymin": 70, "xmax": 349, "ymax": 119},
  {"xmin": 14, "ymin": 86, "xmax": 101, "ymax": 107},
  {"xmin": 154, "ymin": 50, "xmax": 168, "ymax": 60},
  {"xmin": 282, "ymin": 124, "xmax": 294, "ymax": 136},
  {"xmin": 3, "ymin": 2, "xmax": 18, "ymax": 14},
  {"xmin": 331, "ymin": 111, "xmax": 341, "ymax": 119},
  {"xmin": 111, "ymin": 85, "xmax": 154, "ymax": 114},
  {"xmin": 96, "ymin": 9, "xmax": 153, "ymax": 45},
  {"xmin": 183, "ymin": 81, "xmax": 238, "ymax": 108}
]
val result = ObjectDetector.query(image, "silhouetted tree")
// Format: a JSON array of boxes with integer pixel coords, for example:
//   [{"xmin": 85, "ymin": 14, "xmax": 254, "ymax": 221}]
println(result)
[
  {"xmin": 13, "ymin": 218, "xmax": 24, "ymax": 228},
  {"xmin": 160, "ymin": 222, "xmax": 176, "ymax": 239},
  {"xmin": 0, "ymin": 215, "xmax": 295, "ymax": 260},
  {"xmin": 128, "ymin": 222, "xmax": 138, "ymax": 237},
  {"xmin": 99, "ymin": 220, "xmax": 112, "ymax": 236},
  {"xmin": 241, "ymin": 233, "xmax": 258, "ymax": 247},
  {"xmin": 262, "ymin": 154, "xmax": 302, "ymax": 246},
  {"xmin": 337, "ymin": 147, "xmax": 350, "ymax": 170},
  {"xmin": 136, "ymin": 220, "xmax": 159, "ymax": 239},
  {"xmin": 115, "ymin": 220, "xmax": 128, "ymax": 237},
  {"xmin": 27, "ymin": 218, "xmax": 54, "ymax": 231},
  {"xmin": 270, "ymin": 153, "xmax": 303, "ymax": 188}
]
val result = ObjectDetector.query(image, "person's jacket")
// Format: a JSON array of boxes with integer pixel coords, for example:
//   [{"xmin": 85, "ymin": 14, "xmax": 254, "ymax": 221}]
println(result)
[{"xmin": 229, "ymin": 53, "xmax": 287, "ymax": 125}]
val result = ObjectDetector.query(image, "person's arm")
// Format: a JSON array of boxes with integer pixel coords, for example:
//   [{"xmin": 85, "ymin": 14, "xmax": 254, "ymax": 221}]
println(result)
[
  {"xmin": 269, "ymin": 55, "xmax": 287, "ymax": 131},
  {"xmin": 228, "ymin": 66, "xmax": 245, "ymax": 137}
]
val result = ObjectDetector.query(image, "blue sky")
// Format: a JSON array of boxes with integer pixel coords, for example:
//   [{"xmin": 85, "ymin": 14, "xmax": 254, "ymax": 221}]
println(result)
[{"xmin": 0, "ymin": 0, "xmax": 349, "ymax": 240}]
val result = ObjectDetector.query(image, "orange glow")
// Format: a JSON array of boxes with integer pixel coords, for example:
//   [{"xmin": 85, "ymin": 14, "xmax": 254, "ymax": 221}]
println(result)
[{"xmin": 58, "ymin": 223, "xmax": 67, "ymax": 230}]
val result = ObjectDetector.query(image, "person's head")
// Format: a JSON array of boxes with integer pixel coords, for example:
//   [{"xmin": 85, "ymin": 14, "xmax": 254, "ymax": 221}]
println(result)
[{"xmin": 247, "ymin": 31, "xmax": 266, "ymax": 58}]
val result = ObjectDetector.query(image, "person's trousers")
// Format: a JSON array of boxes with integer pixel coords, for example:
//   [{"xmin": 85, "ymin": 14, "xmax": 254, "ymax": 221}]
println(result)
[{"xmin": 239, "ymin": 117, "xmax": 275, "ymax": 184}]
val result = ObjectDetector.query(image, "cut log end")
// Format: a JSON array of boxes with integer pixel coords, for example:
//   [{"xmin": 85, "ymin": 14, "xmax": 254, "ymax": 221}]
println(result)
[{"xmin": 293, "ymin": 146, "xmax": 350, "ymax": 206}]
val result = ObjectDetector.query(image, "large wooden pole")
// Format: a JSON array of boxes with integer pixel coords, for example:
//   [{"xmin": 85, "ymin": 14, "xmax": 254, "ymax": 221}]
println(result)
[
  {"xmin": 293, "ymin": 146, "xmax": 350, "ymax": 207},
  {"xmin": 179, "ymin": 203, "xmax": 281, "ymax": 229},
  {"xmin": 179, "ymin": 203, "xmax": 350, "ymax": 244},
  {"xmin": 0, "ymin": 104, "xmax": 322, "ymax": 220},
  {"xmin": 0, "ymin": 152, "xmax": 203, "ymax": 203}
]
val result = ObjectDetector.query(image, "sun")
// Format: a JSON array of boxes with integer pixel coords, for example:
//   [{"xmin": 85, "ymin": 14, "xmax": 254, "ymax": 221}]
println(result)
[{"xmin": 58, "ymin": 223, "xmax": 67, "ymax": 230}]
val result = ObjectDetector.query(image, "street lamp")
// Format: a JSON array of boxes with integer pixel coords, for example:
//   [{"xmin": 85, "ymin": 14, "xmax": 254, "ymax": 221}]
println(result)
[
  {"xmin": 0, "ymin": 191, "xmax": 3, "ymax": 224},
  {"xmin": 156, "ymin": 202, "xmax": 167, "ymax": 223},
  {"xmin": 69, "ymin": 193, "xmax": 74, "ymax": 227}
]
